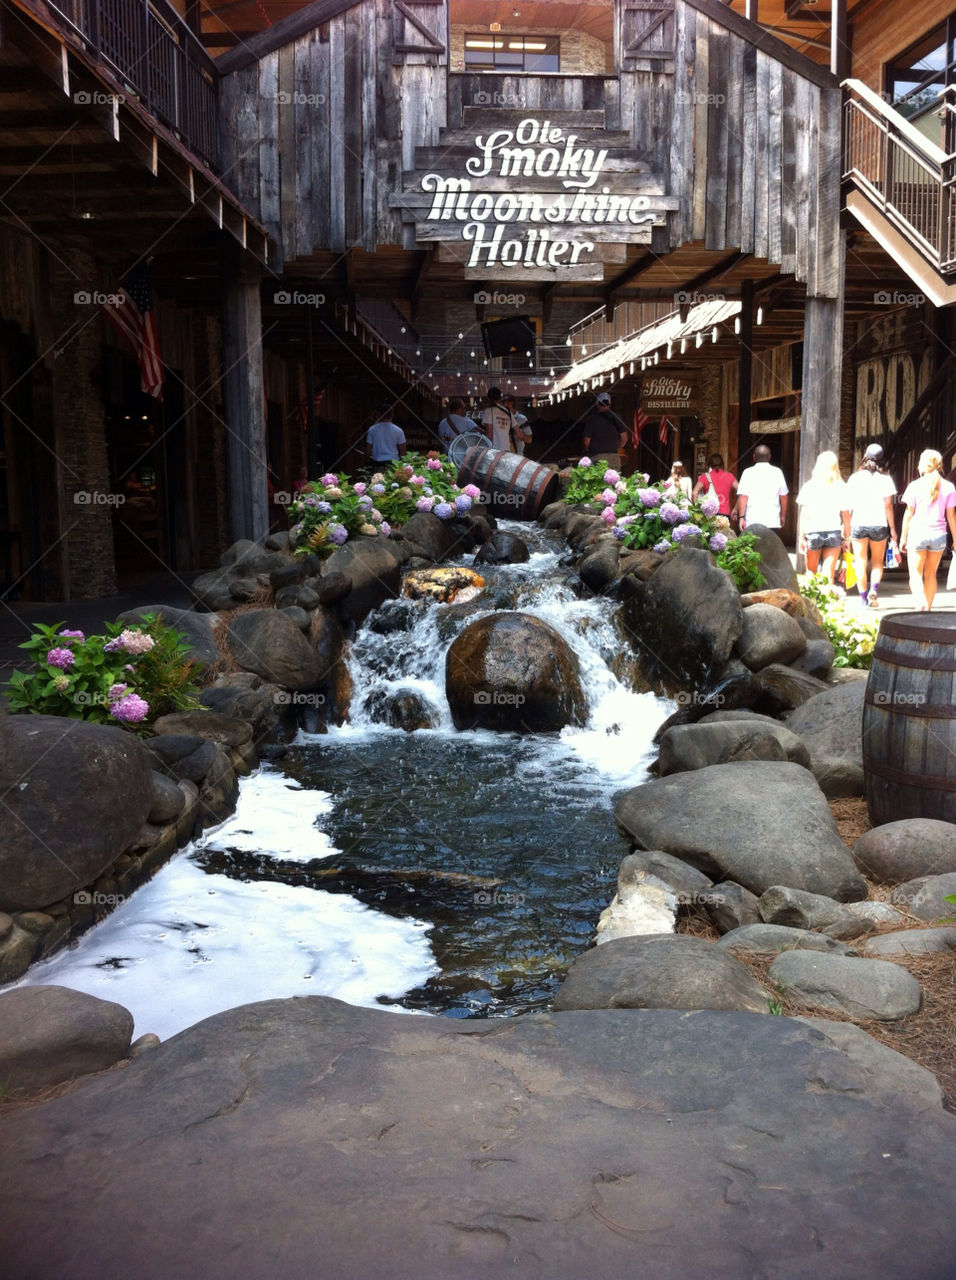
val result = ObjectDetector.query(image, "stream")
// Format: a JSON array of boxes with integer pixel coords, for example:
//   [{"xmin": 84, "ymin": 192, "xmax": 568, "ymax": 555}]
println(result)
[{"xmin": 18, "ymin": 524, "xmax": 672, "ymax": 1037}]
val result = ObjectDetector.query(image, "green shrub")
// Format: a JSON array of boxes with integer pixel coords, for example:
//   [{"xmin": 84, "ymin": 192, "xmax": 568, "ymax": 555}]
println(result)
[{"xmin": 798, "ymin": 573, "xmax": 879, "ymax": 668}]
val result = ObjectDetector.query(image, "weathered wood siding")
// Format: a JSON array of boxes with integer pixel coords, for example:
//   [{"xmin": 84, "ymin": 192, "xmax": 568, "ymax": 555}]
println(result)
[
  {"xmin": 670, "ymin": 0, "xmax": 842, "ymax": 298},
  {"xmin": 220, "ymin": 0, "xmax": 447, "ymax": 264}
]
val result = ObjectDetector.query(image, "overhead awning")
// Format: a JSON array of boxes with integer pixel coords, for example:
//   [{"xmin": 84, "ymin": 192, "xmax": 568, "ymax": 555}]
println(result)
[{"xmin": 551, "ymin": 299, "xmax": 742, "ymax": 400}]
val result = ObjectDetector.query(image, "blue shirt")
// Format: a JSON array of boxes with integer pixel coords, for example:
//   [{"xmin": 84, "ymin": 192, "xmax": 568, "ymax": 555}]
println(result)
[{"xmin": 366, "ymin": 420, "xmax": 406, "ymax": 461}]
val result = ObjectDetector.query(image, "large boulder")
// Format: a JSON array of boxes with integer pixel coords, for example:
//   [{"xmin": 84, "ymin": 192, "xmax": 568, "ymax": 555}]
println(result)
[
  {"xmin": 614, "ymin": 761, "xmax": 867, "ymax": 901},
  {"xmin": 397, "ymin": 512, "xmax": 468, "ymax": 562},
  {"xmin": 769, "ymin": 952, "xmax": 922, "ymax": 1020},
  {"xmin": 718, "ymin": 924, "xmax": 852, "ymax": 955},
  {"xmin": 0, "ymin": 715, "xmax": 152, "ymax": 912},
  {"xmin": 734, "ymin": 603, "xmax": 806, "ymax": 671},
  {"xmin": 474, "ymin": 531, "xmax": 531, "ymax": 565},
  {"xmin": 577, "ymin": 543, "xmax": 621, "ymax": 594},
  {"xmin": 622, "ymin": 547, "xmax": 744, "ymax": 692},
  {"xmin": 864, "ymin": 927, "xmax": 956, "ymax": 957},
  {"xmin": 552, "ymin": 935, "xmax": 769, "ymax": 1012},
  {"xmin": 324, "ymin": 538, "xmax": 403, "ymax": 627},
  {"xmin": 747, "ymin": 524, "xmax": 799, "ymax": 590},
  {"xmin": 0, "ymin": 986, "xmax": 133, "ymax": 1093},
  {"xmin": 658, "ymin": 719, "xmax": 810, "ymax": 775},
  {"xmin": 784, "ymin": 680, "xmax": 865, "ymax": 772},
  {"xmin": 118, "ymin": 605, "xmax": 220, "ymax": 675},
  {"xmin": 445, "ymin": 612, "xmax": 588, "ymax": 732},
  {"xmin": 890, "ymin": 872, "xmax": 956, "ymax": 922},
  {"xmin": 1, "ymin": 998, "xmax": 956, "ymax": 1277},
  {"xmin": 226, "ymin": 610, "xmax": 323, "ymax": 692},
  {"xmin": 753, "ymin": 664, "xmax": 830, "ymax": 714},
  {"xmin": 852, "ymin": 819, "xmax": 956, "ymax": 884}
]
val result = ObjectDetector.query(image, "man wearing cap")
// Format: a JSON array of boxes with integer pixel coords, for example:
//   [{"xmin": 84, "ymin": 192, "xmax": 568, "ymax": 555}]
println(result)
[
  {"xmin": 581, "ymin": 392, "xmax": 628, "ymax": 466},
  {"xmin": 365, "ymin": 405, "xmax": 407, "ymax": 464},
  {"xmin": 842, "ymin": 442, "xmax": 899, "ymax": 608}
]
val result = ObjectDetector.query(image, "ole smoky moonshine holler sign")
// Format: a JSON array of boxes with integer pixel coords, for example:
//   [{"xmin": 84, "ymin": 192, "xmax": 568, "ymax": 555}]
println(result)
[{"xmin": 396, "ymin": 115, "xmax": 677, "ymax": 281}]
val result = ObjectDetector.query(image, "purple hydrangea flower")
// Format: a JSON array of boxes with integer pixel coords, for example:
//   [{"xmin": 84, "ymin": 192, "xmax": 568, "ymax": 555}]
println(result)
[
  {"xmin": 653, "ymin": 539, "xmax": 671, "ymax": 553},
  {"xmin": 603, "ymin": 468, "xmax": 620, "ymax": 485},
  {"xmin": 371, "ymin": 483, "xmax": 386, "ymax": 495},
  {"xmin": 709, "ymin": 533, "xmax": 728, "ymax": 552},
  {"xmin": 315, "ymin": 501, "xmax": 332, "ymax": 514},
  {"xmin": 59, "ymin": 629, "xmax": 85, "ymax": 642},
  {"xmin": 353, "ymin": 482, "xmax": 367, "ymax": 495},
  {"xmin": 47, "ymin": 647, "xmax": 76, "ymax": 669},
  {"xmin": 303, "ymin": 495, "xmax": 319, "ymax": 507},
  {"xmin": 370, "ymin": 510, "xmax": 383, "ymax": 524},
  {"xmin": 434, "ymin": 502, "xmax": 454, "ymax": 520},
  {"xmin": 600, "ymin": 488, "xmax": 618, "ymax": 506},
  {"xmin": 329, "ymin": 524, "xmax": 348, "ymax": 545},
  {"xmin": 110, "ymin": 693, "xmax": 150, "ymax": 724},
  {"xmin": 321, "ymin": 473, "xmax": 339, "ymax": 487},
  {"xmin": 611, "ymin": 525, "xmax": 628, "ymax": 540},
  {"xmin": 579, "ymin": 456, "xmax": 592, "ymax": 468},
  {"xmin": 672, "ymin": 523, "xmax": 702, "ymax": 543},
  {"xmin": 638, "ymin": 488, "xmax": 661, "ymax": 507},
  {"xmin": 416, "ymin": 496, "xmax": 435, "ymax": 513},
  {"xmin": 380, "ymin": 521, "xmax": 392, "ymax": 537},
  {"xmin": 700, "ymin": 494, "xmax": 720, "ymax": 518},
  {"xmin": 455, "ymin": 494, "xmax": 472, "ymax": 514},
  {"xmin": 108, "ymin": 683, "xmax": 129, "ymax": 698},
  {"xmin": 660, "ymin": 501, "xmax": 682, "ymax": 525},
  {"xmin": 358, "ymin": 495, "xmax": 373, "ymax": 507}
]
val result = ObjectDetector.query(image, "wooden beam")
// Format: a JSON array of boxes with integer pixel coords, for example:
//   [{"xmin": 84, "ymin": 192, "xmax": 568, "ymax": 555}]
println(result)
[
  {"xmin": 830, "ymin": 0, "xmax": 848, "ymax": 80},
  {"xmin": 684, "ymin": 0, "xmax": 838, "ymax": 91},
  {"xmin": 799, "ymin": 233, "xmax": 846, "ymax": 490},
  {"xmin": 221, "ymin": 241, "xmax": 269, "ymax": 543},
  {"xmin": 216, "ymin": 0, "xmax": 360, "ymax": 74},
  {"xmin": 737, "ymin": 279, "xmax": 754, "ymax": 462}
]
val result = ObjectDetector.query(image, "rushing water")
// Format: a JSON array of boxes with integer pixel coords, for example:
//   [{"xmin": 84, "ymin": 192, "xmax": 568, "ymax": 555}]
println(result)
[{"xmin": 17, "ymin": 523, "xmax": 671, "ymax": 1036}]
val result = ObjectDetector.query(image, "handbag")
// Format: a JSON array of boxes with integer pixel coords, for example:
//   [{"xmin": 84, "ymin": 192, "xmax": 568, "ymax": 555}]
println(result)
[
  {"xmin": 834, "ymin": 553, "xmax": 847, "ymax": 589},
  {"xmin": 843, "ymin": 552, "xmax": 857, "ymax": 590},
  {"xmin": 885, "ymin": 542, "xmax": 901, "ymax": 570}
]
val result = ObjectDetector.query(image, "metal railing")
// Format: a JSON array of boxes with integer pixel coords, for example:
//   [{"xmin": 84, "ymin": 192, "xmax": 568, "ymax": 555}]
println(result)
[
  {"xmin": 843, "ymin": 79, "xmax": 956, "ymax": 276},
  {"xmin": 43, "ymin": 0, "xmax": 218, "ymax": 168}
]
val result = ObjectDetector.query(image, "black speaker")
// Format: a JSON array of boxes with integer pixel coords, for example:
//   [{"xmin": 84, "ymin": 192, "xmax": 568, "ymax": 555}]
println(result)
[{"xmin": 481, "ymin": 315, "xmax": 535, "ymax": 359}]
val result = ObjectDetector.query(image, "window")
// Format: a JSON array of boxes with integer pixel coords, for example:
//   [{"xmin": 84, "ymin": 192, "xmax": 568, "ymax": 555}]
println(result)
[
  {"xmin": 464, "ymin": 33, "xmax": 560, "ymax": 74},
  {"xmin": 887, "ymin": 15, "xmax": 956, "ymax": 119}
]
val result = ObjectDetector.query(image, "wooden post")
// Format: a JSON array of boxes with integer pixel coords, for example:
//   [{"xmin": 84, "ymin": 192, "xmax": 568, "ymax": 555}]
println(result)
[
  {"xmin": 830, "ymin": 0, "xmax": 848, "ymax": 81},
  {"xmin": 222, "ymin": 245, "xmax": 269, "ymax": 544},
  {"xmin": 737, "ymin": 279, "xmax": 753, "ymax": 465},
  {"xmin": 799, "ymin": 234, "xmax": 846, "ymax": 497}
]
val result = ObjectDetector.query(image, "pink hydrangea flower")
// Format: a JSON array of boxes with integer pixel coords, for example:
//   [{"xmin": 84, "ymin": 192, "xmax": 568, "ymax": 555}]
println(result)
[
  {"xmin": 463, "ymin": 484, "xmax": 481, "ymax": 499},
  {"xmin": 427, "ymin": 458, "xmax": 442, "ymax": 470},
  {"xmin": 603, "ymin": 469, "xmax": 620, "ymax": 485},
  {"xmin": 110, "ymin": 693, "xmax": 149, "ymax": 723},
  {"xmin": 600, "ymin": 506, "xmax": 616, "ymax": 524},
  {"xmin": 579, "ymin": 456, "xmax": 592, "ymax": 468},
  {"xmin": 47, "ymin": 647, "xmax": 75, "ymax": 669},
  {"xmin": 321, "ymin": 473, "xmax": 339, "ymax": 487},
  {"xmin": 59, "ymin": 629, "xmax": 85, "ymax": 642},
  {"xmin": 118, "ymin": 629, "xmax": 155, "ymax": 655},
  {"xmin": 353, "ymin": 482, "xmax": 367, "ymax": 495},
  {"xmin": 600, "ymin": 488, "xmax": 618, "ymax": 506}
]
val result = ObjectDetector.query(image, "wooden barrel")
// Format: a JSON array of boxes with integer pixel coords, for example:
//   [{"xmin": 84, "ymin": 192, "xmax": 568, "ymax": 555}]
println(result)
[
  {"xmin": 456, "ymin": 446, "xmax": 559, "ymax": 522},
  {"xmin": 862, "ymin": 611, "xmax": 956, "ymax": 826}
]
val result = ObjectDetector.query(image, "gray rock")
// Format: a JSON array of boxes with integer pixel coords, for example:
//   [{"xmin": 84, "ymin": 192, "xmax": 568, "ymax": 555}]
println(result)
[
  {"xmin": 445, "ymin": 612, "xmax": 588, "ymax": 733},
  {"xmin": 758, "ymin": 885, "xmax": 859, "ymax": 934},
  {"xmin": 227, "ymin": 609, "xmax": 323, "ymax": 691},
  {"xmin": 315, "ymin": 570, "xmax": 352, "ymax": 606},
  {"xmin": 152, "ymin": 711, "xmax": 253, "ymax": 751},
  {"xmin": 747, "ymin": 524, "xmax": 799, "ymax": 590},
  {"xmin": 474, "ymin": 531, "xmax": 531, "ymax": 565},
  {"xmin": 190, "ymin": 568, "xmax": 239, "ymax": 612},
  {"xmin": 364, "ymin": 687, "xmax": 438, "ymax": 733},
  {"xmin": 863, "ymin": 927, "xmax": 956, "ymax": 957},
  {"xmin": 793, "ymin": 1017, "xmax": 942, "ymax": 1110},
  {"xmin": 147, "ymin": 770, "xmax": 186, "ymax": 825},
  {"xmin": 199, "ymin": 676, "xmax": 282, "ymax": 734},
  {"xmin": 0, "ymin": 716, "xmax": 152, "ymax": 913},
  {"xmin": 784, "ymin": 680, "xmax": 865, "ymax": 773},
  {"xmin": 658, "ymin": 720, "xmax": 810, "ymax": 775},
  {"xmin": 734, "ymin": 603, "xmax": 807, "ymax": 671},
  {"xmin": 810, "ymin": 756, "xmax": 865, "ymax": 799},
  {"xmin": 269, "ymin": 561, "xmax": 305, "ymax": 591},
  {"xmin": 219, "ymin": 538, "xmax": 256, "ymax": 567},
  {"xmin": 280, "ymin": 605, "xmax": 312, "ymax": 632},
  {"xmin": 324, "ymin": 539, "xmax": 403, "ymax": 627},
  {"xmin": 841, "ymin": 900, "xmax": 905, "ymax": 930},
  {"xmin": 622, "ymin": 547, "xmax": 744, "ymax": 692},
  {"xmin": 615, "ymin": 761, "xmax": 867, "ymax": 901},
  {"xmin": 0, "ymin": 911, "xmax": 12, "ymax": 942},
  {"xmin": 718, "ymin": 924, "xmax": 852, "ymax": 955},
  {"xmin": 117, "ymin": 605, "xmax": 221, "ymax": 675},
  {"xmin": 788, "ymin": 638, "xmax": 836, "ymax": 680},
  {"xmin": 264, "ymin": 531, "xmax": 290, "ymax": 553},
  {"xmin": 396, "ymin": 512, "xmax": 467, "ymax": 563},
  {"xmin": 769, "ymin": 951, "xmax": 922, "ymax": 1020},
  {"xmin": 228, "ymin": 576, "xmax": 260, "ymax": 602},
  {"xmin": 163, "ymin": 740, "xmax": 216, "ymax": 784},
  {"xmin": 618, "ymin": 851, "xmax": 713, "ymax": 901},
  {"xmin": 553, "ymin": 935, "xmax": 770, "ymax": 1013},
  {"xmin": 145, "ymin": 733, "xmax": 208, "ymax": 765},
  {"xmin": 852, "ymin": 819, "xmax": 956, "ymax": 885},
  {"xmin": 577, "ymin": 544, "xmax": 620, "ymax": 594},
  {"xmin": 890, "ymin": 872, "xmax": 956, "ymax": 922},
  {"xmin": 228, "ymin": 544, "xmax": 294, "ymax": 579},
  {"xmin": 0, "ymin": 985, "xmax": 133, "ymax": 1092},
  {"xmin": 1, "ymin": 998, "xmax": 955, "ymax": 1277},
  {"xmin": 754, "ymin": 663, "xmax": 831, "ymax": 714},
  {"xmin": 699, "ymin": 881, "xmax": 761, "ymax": 933}
]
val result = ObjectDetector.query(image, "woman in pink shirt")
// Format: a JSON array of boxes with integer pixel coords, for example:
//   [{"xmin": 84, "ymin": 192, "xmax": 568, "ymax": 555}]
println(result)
[
  {"xmin": 900, "ymin": 449, "xmax": 956, "ymax": 611},
  {"xmin": 692, "ymin": 453, "xmax": 738, "ymax": 516}
]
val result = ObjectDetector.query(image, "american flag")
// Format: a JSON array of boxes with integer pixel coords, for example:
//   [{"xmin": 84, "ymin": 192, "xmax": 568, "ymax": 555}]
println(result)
[
  {"xmin": 101, "ymin": 265, "xmax": 163, "ymax": 399},
  {"xmin": 659, "ymin": 415, "xmax": 670, "ymax": 444},
  {"xmin": 632, "ymin": 405, "xmax": 649, "ymax": 449}
]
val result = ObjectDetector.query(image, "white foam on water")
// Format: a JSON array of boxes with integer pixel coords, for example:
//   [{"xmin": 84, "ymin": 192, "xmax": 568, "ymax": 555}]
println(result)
[
  {"xmin": 203, "ymin": 763, "xmax": 337, "ymax": 862},
  {"xmin": 15, "ymin": 769, "xmax": 437, "ymax": 1039}
]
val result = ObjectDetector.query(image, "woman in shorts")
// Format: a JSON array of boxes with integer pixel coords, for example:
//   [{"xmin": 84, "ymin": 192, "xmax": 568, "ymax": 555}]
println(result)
[
  {"xmin": 900, "ymin": 448, "xmax": 956, "ymax": 611},
  {"xmin": 842, "ymin": 442, "xmax": 898, "ymax": 608},
  {"xmin": 796, "ymin": 450, "xmax": 847, "ymax": 583}
]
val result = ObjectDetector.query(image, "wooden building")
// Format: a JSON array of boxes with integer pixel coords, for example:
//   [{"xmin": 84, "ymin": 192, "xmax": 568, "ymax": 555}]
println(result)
[{"xmin": 1, "ymin": 0, "xmax": 953, "ymax": 597}]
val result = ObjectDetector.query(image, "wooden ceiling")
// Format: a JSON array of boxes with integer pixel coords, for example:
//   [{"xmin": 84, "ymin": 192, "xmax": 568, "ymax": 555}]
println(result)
[{"xmin": 726, "ymin": 0, "xmax": 832, "ymax": 65}]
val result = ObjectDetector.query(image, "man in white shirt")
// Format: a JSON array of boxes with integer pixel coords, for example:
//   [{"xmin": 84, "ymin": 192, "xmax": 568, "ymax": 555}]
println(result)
[
  {"xmin": 480, "ymin": 387, "xmax": 516, "ymax": 453},
  {"xmin": 504, "ymin": 395, "xmax": 531, "ymax": 455},
  {"xmin": 736, "ymin": 445, "xmax": 789, "ymax": 530},
  {"xmin": 365, "ymin": 407, "xmax": 407, "ymax": 463}
]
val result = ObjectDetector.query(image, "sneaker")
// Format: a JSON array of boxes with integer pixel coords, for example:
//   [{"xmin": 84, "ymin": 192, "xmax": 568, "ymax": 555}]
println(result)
[
  {"xmin": 859, "ymin": 590, "xmax": 869, "ymax": 606},
  {"xmin": 868, "ymin": 593, "xmax": 879, "ymax": 608}
]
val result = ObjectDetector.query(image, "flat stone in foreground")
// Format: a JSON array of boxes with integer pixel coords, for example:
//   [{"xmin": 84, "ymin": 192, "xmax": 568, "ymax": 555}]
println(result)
[{"xmin": 1, "ymin": 997, "xmax": 954, "ymax": 1280}]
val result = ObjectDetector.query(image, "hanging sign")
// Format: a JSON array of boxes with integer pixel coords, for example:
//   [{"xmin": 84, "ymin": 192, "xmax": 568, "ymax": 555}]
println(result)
[
  {"xmin": 642, "ymin": 374, "xmax": 698, "ymax": 413},
  {"xmin": 396, "ymin": 115, "xmax": 677, "ymax": 282}
]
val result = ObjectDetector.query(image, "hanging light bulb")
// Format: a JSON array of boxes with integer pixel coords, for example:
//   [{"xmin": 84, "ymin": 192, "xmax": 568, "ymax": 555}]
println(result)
[
  {"xmin": 734, "ymin": 317, "xmax": 741, "ymax": 335},
  {"xmin": 566, "ymin": 335, "xmax": 572, "ymax": 346},
  {"xmin": 458, "ymin": 331, "xmax": 464, "ymax": 339},
  {"xmin": 629, "ymin": 362, "xmax": 635, "ymax": 375},
  {"xmin": 680, "ymin": 338, "xmax": 688, "ymax": 354},
  {"xmin": 582, "ymin": 345, "xmax": 587, "ymax": 355},
  {"xmin": 400, "ymin": 326, "xmax": 406, "ymax": 334},
  {"xmin": 756, "ymin": 306, "xmax": 764, "ymax": 325},
  {"xmin": 695, "ymin": 331, "xmax": 704, "ymax": 348},
  {"xmin": 712, "ymin": 326, "xmax": 718, "ymax": 343},
  {"xmin": 666, "ymin": 342, "xmax": 674, "ymax": 360}
]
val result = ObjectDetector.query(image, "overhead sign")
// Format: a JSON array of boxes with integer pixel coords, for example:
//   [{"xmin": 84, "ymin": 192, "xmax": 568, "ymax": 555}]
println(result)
[
  {"xmin": 396, "ymin": 114, "xmax": 677, "ymax": 282},
  {"xmin": 642, "ymin": 374, "xmax": 698, "ymax": 413}
]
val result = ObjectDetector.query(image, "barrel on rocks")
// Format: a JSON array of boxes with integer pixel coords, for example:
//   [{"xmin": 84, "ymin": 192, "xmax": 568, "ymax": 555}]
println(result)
[
  {"xmin": 456, "ymin": 446, "xmax": 559, "ymax": 522},
  {"xmin": 863, "ymin": 612, "xmax": 956, "ymax": 826}
]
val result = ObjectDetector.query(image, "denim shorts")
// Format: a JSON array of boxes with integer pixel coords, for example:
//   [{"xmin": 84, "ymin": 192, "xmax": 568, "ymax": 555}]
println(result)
[
  {"xmin": 805, "ymin": 529, "xmax": 842, "ymax": 550},
  {"xmin": 914, "ymin": 533, "xmax": 947, "ymax": 552},
  {"xmin": 851, "ymin": 524, "xmax": 889, "ymax": 542}
]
